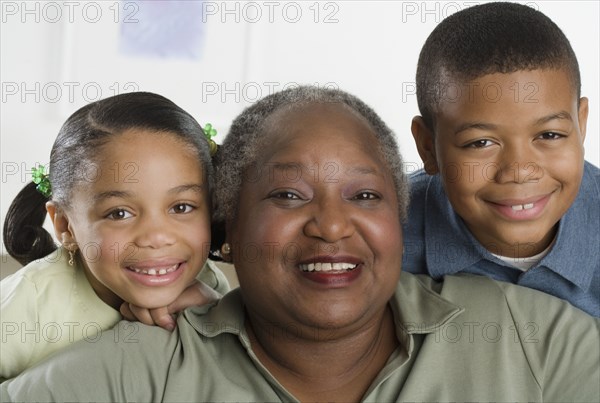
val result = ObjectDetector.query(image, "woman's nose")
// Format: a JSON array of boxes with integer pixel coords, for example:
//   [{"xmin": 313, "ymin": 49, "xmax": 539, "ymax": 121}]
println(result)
[{"xmin": 303, "ymin": 198, "xmax": 354, "ymax": 243}]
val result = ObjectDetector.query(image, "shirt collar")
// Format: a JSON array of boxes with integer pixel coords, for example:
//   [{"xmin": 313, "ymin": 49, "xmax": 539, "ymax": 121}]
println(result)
[
  {"xmin": 424, "ymin": 175, "xmax": 487, "ymax": 277},
  {"xmin": 392, "ymin": 272, "xmax": 463, "ymax": 344},
  {"xmin": 183, "ymin": 290, "xmax": 246, "ymax": 338},
  {"xmin": 539, "ymin": 162, "xmax": 599, "ymax": 289},
  {"xmin": 423, "ymin": 162, "xmax": 600, "ymax": 290},
  {"xmin": 184, "ymin": 272, "xmax": 463, "ymax": 347}
]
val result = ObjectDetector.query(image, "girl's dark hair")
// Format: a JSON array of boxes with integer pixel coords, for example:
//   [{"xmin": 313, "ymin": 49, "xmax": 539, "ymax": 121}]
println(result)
[{"xmin": 3, "ymin": 92, "xmax": 214, "ymax": 266}]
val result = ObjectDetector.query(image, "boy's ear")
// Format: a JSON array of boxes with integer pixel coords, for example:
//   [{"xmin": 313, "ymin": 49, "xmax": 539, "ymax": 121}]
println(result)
[
  {"xmin": 46, "ymin": 202, "xmax": 77, "ymax": 248},
  {"xmin": 411, "ymin": 116, "xmax": 439, "ymax": 175},
  {"xmin": 578, "ymin": 97, "xmax": 589, "ymax": 143}
]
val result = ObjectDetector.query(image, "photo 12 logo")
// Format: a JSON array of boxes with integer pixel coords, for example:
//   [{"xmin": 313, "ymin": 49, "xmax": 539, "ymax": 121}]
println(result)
[
  {"xmin": 1, "ymin": 1, "xmax": 140, "ymax": 24},
  {"xmin": 2, "ymin": 82, "xmax": 140, "ymax": 104},
  {"xmin": 400, "ymin": 1, "xmax": 539, "ymax": 23},
  {"xmin": 201, "ymin": 1, "xmax": 340, "ymax": 23}
]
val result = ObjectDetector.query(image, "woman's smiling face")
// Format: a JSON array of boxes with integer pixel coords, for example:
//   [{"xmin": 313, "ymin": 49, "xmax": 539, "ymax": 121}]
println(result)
[{"xmin": 229, "ymin": 102, "xmax": 403, "ymax": 334}]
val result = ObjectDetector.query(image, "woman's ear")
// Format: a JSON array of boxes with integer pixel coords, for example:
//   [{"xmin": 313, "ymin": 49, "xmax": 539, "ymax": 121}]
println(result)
[
  {"xmin": 411, "ymin": 116, "xmax": 439, "ymax": 175},
  {"xmin": 46, "ymin": 202, "xmax": 77, "ymax": 248},
  {"xmin": 221, "ymin": 220, "xmax": 235, "ymax": 263}
]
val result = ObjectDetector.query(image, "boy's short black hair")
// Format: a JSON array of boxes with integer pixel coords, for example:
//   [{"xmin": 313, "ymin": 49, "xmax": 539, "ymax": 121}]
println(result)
[{"xmin": 416, "ymin": 2, "xmax": 581, "ymax": 131}]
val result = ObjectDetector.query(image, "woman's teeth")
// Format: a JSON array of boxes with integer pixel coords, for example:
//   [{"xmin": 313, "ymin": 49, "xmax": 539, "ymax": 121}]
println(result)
[
  {"xmin": 511, "ymin": 203, "xmax": 534, "ymax": 211},
  {"xmin": 299, "ymin": 262, "xmax": 358, "ymax": 272},
  {"xmin": 128, "ymin": 263, "xmax": 179, "ymax": 276}
]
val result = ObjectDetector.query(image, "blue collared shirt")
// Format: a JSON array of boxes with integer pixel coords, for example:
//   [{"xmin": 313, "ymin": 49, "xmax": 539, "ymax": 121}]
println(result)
[{"xmin": 402, "ymin": 161, "xmax": 600, "ymax": 317}]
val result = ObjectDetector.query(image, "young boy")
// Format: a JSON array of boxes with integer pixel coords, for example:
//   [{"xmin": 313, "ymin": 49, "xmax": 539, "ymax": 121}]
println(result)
[{"xmin": 404, "ymin": 2, "xmax": 599, "ymax": 317}]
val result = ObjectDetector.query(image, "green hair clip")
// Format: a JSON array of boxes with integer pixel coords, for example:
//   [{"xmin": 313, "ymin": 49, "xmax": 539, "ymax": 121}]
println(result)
[
  {"xmin": 32, "ymin": 164, "xmax": 52, "ymax": 198},
  {"xmin": 203, "ymin": 123, "xmax": 218, "ymax": 157}
]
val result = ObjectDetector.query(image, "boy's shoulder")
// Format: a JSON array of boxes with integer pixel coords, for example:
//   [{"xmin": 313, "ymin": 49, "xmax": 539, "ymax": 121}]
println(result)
[
  {"xmin": 405, "ymin": 169, "xmax": 437, "ymax": 217},
  {"xmin": 584, "ymin": 160, "xmax": 600, "ymax": 188},
  {"xmin": 407, "ymin": 168, "xmax": 433, "ymax": 193}
]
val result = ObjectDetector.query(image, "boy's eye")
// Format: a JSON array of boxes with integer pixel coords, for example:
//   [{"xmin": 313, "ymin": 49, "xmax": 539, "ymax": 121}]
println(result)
[
  {"xmin": 464, "ymin": 139, "xmax": 494, "ymax": 148},
  {"xmin": 106, "ymin": 209, "xmax": 132, "ymax": 220},
  {"xmin": 538, "ymin": 131, "xmax": 565, "ymax": 140},
  {"xmin": 170, "ymin": 203, "xmax": 194, "ymax": 214}
]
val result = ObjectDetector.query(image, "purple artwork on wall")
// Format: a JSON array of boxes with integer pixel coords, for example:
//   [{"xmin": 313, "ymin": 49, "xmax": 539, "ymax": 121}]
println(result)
[{"xmin": 119, "ymin": 1, "xmax": 205, "ymax": 60}]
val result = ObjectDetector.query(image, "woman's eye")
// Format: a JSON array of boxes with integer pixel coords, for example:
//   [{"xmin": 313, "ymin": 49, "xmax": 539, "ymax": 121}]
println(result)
[
  {"xmin": 354, "ymin": 192, "xmax": 379, "ymax": 200},
  {"xmin": 538, "ymin": 131, "xmax": 565, "ymax": 140},
  {"xmin": 271, "ymin": 191, "xmax": 300, "ymax": 200},
  {"xmin": 106, "ymin": 209, "xmax": 132, "ymax": 220},
  {"xmin": 465, "ymin": 139, "xmax": 494, "ymax": 148},
  {"xmin": 170, "ymin": 204, "xmax": 194, "ymax": 214}
]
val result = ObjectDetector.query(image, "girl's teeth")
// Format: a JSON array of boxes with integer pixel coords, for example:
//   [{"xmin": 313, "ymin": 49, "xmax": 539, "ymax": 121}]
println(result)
[
  {"xmin": 129, "ymin": 264, "xmax": 179, "ymax": 276},
  {"xmin": 511, "ymin": 203, "xmax": 534, "ymax": 211},
  {"xmin": 300, "ymin": 262, "xmax": 358, "ymax": 272}
]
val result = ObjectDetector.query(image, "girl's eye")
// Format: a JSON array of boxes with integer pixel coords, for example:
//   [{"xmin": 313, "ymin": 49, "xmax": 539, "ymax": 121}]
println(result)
[
  {"xmin": 170, "ymin": 204, "xmax": 194, "ymax": 214},
  {"xmin": 538, "ymin": 131, "xmax": 565, "ymax": 140},
  {"xmin": 106, "ymin": 209, "xmax": 132, "ymax": 220},
  {"xmin": 465, "ymin": 139, "xmax": 494, "ymax": 148}
]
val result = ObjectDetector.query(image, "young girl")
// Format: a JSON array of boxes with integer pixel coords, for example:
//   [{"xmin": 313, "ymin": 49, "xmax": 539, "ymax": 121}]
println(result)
[{"xmin": 1, "ymin": 92, "xmax": 229, "ymax": 380}]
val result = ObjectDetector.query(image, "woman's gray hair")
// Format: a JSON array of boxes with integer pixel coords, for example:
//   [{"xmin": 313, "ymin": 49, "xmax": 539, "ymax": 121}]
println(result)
[{"xmin": 214, "ymin": 85, "xmax": 409, "ymax": 224}]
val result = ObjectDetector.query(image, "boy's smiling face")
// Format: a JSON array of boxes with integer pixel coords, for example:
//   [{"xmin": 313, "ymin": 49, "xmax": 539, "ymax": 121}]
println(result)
[{"xmin": 413, "ymin": 69, "xmax": 588, "ymax": 258}]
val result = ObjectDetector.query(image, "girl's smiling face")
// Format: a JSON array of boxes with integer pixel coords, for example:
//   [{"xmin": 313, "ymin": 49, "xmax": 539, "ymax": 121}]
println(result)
[
  {"xmin": 229, "ymin": 102, "xmax": 403, "ymax": 335},
  {"xmin": 56, "ymin": 129, "xmax": 211, "ymax": 309}
]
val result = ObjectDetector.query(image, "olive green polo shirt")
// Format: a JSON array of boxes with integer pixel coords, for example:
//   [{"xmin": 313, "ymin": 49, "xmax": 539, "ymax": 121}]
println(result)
[{"xmin": 2, "ymin": 273, "xmax": 598, "ymax": 402}]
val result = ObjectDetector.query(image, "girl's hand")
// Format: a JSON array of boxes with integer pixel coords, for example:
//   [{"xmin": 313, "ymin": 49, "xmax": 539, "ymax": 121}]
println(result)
[{"xmin": 119, "ymin": 280, "xmax": 222, "ymax": 331}]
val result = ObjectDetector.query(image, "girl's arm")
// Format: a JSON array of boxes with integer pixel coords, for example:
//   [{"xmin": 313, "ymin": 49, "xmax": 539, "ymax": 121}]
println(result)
[
  {"xmin": 120, "ymin": 280, "xmax": 221, "ymax": 330},
  {"xmin": 1, "ymin": 274, "xmax": 39, "ymax": 380}
]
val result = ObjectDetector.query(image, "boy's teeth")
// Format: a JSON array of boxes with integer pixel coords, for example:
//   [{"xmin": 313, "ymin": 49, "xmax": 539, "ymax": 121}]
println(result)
[
  {"xmin": 511, "ymin": 203, "xmax": 534, "ymax": 211},
  {"xmin": 130, "ymin": 264, "xmax": 179, "ymax": 276},
  {"xmin": 299, "ymin": 262, "xmax": 358, "ymax": 272}
]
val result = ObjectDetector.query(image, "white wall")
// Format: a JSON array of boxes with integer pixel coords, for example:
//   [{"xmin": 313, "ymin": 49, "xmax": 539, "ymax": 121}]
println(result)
[{"xmin": 1, "ymin": 0, "xmax": 598, "ymax": 250}]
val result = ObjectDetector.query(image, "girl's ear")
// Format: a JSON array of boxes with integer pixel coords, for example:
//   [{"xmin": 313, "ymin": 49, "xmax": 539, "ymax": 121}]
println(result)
[
  {"xmin": 46, "ymin": 202, "xmax": 77, "ymax": 248},
  {"xmin": 411, "ymin": 116, "xmax": 439, "ymax": 175}
]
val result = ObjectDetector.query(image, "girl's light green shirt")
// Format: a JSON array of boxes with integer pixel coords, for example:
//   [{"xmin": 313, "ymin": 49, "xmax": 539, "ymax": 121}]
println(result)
[{"xmin": 0, "ymin": 248, "xmax": 229, "ymax": 380}]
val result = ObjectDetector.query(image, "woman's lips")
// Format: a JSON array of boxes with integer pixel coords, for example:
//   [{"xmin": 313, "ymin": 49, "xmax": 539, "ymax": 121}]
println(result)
[
  {"xmin": 297, "ymin": 256, "xmax": 364, "ymax": 287},
  {"xmin": 299, "ymin": 262, "xmax": 358, "ymax": 272}
]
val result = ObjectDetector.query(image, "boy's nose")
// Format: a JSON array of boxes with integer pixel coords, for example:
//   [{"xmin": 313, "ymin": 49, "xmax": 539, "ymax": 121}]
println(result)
[
  {"xmin": 493, "ymin": 145, "xmax": 543, "ymax": 184},
  {"xmin": 303, "ymin": 198, "xmax": 354, "ymax": 243}
]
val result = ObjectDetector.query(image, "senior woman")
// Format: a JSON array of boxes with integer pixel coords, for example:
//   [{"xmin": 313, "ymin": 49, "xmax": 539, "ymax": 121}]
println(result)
[{"xmin": 1, "ymin": 86, "xmax": 598, "ymax": 402}]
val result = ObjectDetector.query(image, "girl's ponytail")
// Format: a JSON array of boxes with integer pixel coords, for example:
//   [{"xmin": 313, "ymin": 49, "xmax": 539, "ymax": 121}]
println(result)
[{"xmin": 3, "ymin": 182, "xmax": 56, "ymax": 266}]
